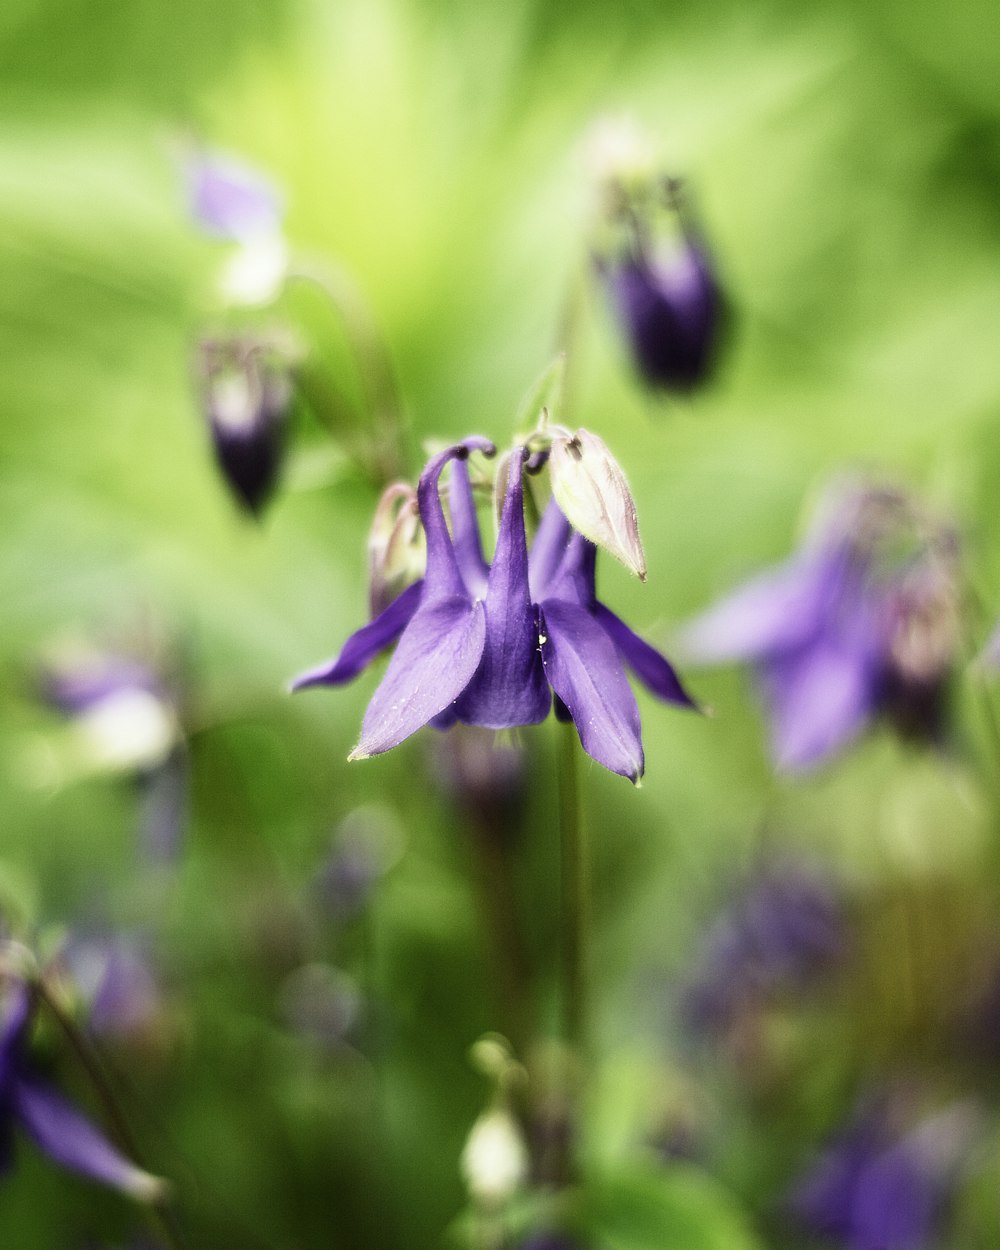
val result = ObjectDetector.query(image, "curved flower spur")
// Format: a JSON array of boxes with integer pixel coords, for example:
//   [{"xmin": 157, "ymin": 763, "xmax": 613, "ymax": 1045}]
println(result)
[{"xmin": 293, "ymin": 431, "xmax": 695, "ymax": 782}]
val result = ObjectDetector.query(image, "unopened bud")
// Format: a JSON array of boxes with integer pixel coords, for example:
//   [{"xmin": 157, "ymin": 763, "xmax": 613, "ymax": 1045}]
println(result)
[
  {"xmin": 461, "ymin": 1106, "xmax": 528, "ymax": 1206},
  {"xmin": 198, "ymin": 334, "xmax": 295, "ymax": 516},
  {"xmin": 367, "ymin": 482, "xmax": 424, "ymax": 616},
  {"xmin": 549, "ymin": 429, "xmax": 646, "ymax": 579}
]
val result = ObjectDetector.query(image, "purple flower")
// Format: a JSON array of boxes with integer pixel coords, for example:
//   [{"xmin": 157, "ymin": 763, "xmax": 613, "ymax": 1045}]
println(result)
[
  {"xmin": 185, "ymin": 150, "xmax": 282, "ymax": 243},
  {"xmin": 62, "ymin": 934, "xmax": 162, "ymax": 1044},
  {"xmin": 294, "ymin": 437, "xmax": 694, "ymax": 782},
  {"xmin": 683, "ymin": 860, "xmax": 846, "ymax": 1037},
  {"xmin": 788, "ymin": 1095, "xmax": 977, "ymax": 1250},
  {"xmin": 197, "ymin": 334, "xmax": 294, "ymax": 516},
  {"xmin": 681, "ymin": 482, "xmax": 960, "ymax": 770},
  {"xmin": 0, "ymin": 976, "xmax": 162, "ymax": 1199},
  {"xmin": 605, "ymin": 239, "xmax": 722, "ymax": 392}
]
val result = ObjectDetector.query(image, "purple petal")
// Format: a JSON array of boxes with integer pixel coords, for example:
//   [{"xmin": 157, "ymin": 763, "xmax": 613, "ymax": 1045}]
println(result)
[
  {"xmin": 292, "ymin": 581, "xmax": 424, "ymax": 690},
  {"xmin": 539, "ymin": 598, "xmax": 643, "ymax": 782},
  {"xmin": 851, "ymin": 1144, "xmax": 935, "ymax": 1250},
  {"xmin": 680, "ymin": 555, "xmax": 836, "ymax": 664},
  {"xmin": 762, "ymin": 637, "xmax": 876, "ymax": 771},
  {"xmin": 1, "ymin": 980, "xmax": 32, "ymax": 1092},
  {"xmin": 593, "ymin": 603, "xmax": 697, "ymax": 708},
  {"xmin": 12, "ymin": 1076, "xmax": 163, "ymax": 1200},
  {"xmin": 418, "ymin": 439, "xmax": 495, "ymax": 600},
  {"xmin": 352, "ymin": 597, "xmax": 486, "ymax": 758},
  {"xmin": 528, "ymin": 498, "xmax": 573, "ymax": 600},
  {"xmin": 186, "ymin": 152, "xmax": 282, "ymax": 241},
  {"xmin": 448, "ymin": 459, "xmax": 489, "ymax": 598},
  {"xmin": 455, "ymin": 451, "xmax": 550, "ymax": 728}
]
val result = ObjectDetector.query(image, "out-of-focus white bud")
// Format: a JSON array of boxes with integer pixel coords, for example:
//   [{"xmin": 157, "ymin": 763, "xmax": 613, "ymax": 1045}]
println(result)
[
  {"xmin": 367, "ymin": 482, "xmax": 424, "ymax": 616},
  {"xmin": 220, "ymin": 234, "xmax": 289, "ymax": 307},
  {"xmin": 75, "ymin": 688, "xmax": 178, "ymax": 773},
  {"xmin": 549, "ymin": 428, "xmax": 646, "ymax": 580},
  {"xmin": 461, "ymin": 1106, "xmax": 529, "ymax": 1207}
]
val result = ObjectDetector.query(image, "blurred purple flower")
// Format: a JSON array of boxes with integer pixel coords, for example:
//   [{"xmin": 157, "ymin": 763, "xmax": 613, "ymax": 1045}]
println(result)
[
  {"xmin": 63, "ymin": 934, "xmax": 162, "ymax": 1044},
  {"xmin": 605, "ymin": 238, "xmax": 722, "ymax": 392},
  {"xmin": 185, "ymin": 150, "xmax": 282, "ymax": 242},
  {"xmin": 681, "ymin": 482, "xmax": 960, "ymax": 770},
  {"xmin": 197, "ymin": 334, "xmax": 295, "ymax": 516},
  {"xmin": 683, "ymin": 860, "xmax": 846, "ymax": 1037},
  {"xmin": 293, "ymin": 437, "xmax": 694, "ymax": 782},
  {"xmin": 0, "ymin": 976, "xmax": 162, "ymax": 1199},
  {"xmin": 788, "ymin": 1094, "xmax": 977, "ymax": 1250},
  {"xmin": 312, "ymin": 807, "xmax": 402, "ymax": 923}
]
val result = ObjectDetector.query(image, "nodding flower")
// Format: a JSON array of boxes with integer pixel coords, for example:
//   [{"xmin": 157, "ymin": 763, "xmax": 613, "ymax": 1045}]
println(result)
[
  {"xmin": 0, "ymin": 972, "xmax": 164, "ymax": 1200},
  {"xmin": 680, "ymin": 479, "xmax": 961, "ymax": 771},
  {"xmin": 293, "ymin": 436, "xmax": 695, "ymax": 782}
]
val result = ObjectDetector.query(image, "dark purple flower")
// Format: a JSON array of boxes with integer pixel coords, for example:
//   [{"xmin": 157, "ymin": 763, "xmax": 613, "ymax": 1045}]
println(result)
[
  {"xmin": 294, "ymin": 437, "xmax": 694, "ymax": 781},
  {"xmin": 185, "ymin": 150, "xmax": 282, "ymax": 243},
  {"xmin": 0, "ymin": 976, "xmax": 162, "ymax": 1198},
  {"xmin": 681, "ymin": 483, "xmax": 960, "ymax": 770},
  {"xmin": 606, "ymin": 239, "xmax": 722, "ymax": 392},
  {"xmin": 197, "ymin": 334, "xmax": 294, "ymax": 516},
  {"xmin": 788, "ymin": 1095, "xmax": 977, "ymax": 1250},
  {"xmin": 683, "ymin": 860, "xmax": 846, "ymax": 1037}
]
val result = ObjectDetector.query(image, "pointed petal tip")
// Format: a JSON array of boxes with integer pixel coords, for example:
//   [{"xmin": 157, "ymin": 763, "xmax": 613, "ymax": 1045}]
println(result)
[{"xmin": 347, "ymin": 745, "xmax": 371, "ymax": 762}]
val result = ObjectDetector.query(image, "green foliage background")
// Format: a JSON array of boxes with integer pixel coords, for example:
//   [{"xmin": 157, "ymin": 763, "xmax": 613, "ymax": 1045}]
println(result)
[{"xmin": 1, "ymin": 0, "xmax": 999, "ymax": 1245}]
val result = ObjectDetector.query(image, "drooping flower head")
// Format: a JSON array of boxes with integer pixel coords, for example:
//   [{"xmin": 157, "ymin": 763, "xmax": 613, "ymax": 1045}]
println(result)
[
  {"xmin": 683, "ymin": 857, "xmax": 847, "ymax": 1040},
  {"xmin": 294, "ymin": 432, "xmax": 694, "ymax": 782},
  {"xmin": 681, "ymin": 479, "xmax": 961, "ymax": 770},
  {"xmin": 787, "ymin": 1090, "xmax": 978, "ymax": 1250},
  {"xmin": 588, "ymin": 120, "xmax": 724, "ymax": 393},
  {"xmin": 0, "ymin": 965, "xmax": 163, "ymax": 1199},
  {"xmin": 196, "ymin": 332, "xmax": 297, "ymax": 516}
]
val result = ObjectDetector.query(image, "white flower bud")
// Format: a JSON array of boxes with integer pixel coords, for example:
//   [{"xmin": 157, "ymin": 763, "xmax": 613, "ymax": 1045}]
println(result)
[
  {"xmin": 460, "ymin": 1107, "xmax": 528, "ymax": 1206},
  {"xmin": 549, "ymin": 428, "xmax": 647, "ymax": 579}
]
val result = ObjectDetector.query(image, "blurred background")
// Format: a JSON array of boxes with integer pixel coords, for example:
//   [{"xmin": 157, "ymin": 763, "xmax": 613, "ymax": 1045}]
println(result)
[{"xmin": 1, "ymin": 0, "xmax": 1000, "ymax": 1245}]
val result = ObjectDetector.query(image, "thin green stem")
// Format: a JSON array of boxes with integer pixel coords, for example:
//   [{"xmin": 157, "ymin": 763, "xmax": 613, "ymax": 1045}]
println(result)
[
  {"xmin": 557, "ymin": 722, "xmax": 587, "ymax": 1061},
  {"xmin": 35, "ymin": 978, "xmax": 187, "ymax": 1250}
]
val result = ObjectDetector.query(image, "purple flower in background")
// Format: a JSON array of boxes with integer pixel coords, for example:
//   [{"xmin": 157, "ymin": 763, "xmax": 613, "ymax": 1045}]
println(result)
[
  {"xmin": 185, "ymin": 150, "xmax": 282, "ymax": 243},
  {"xmin": 0, "ymin": 976, "xmax": 162, "ymax": 1199},
  {"xmin": 681, "ymin": 481, "xmax": 960, "ymax": 770},
  {"xmin": 197, "ymin": 334, "xmax": 295, "ymax": 516},
  {"xmin": 683, "ymin": 859, "xmax": 846, "ymax": 1037},
  {"xmin": 605, "ymin": 236, "xmax": 722, "ymax": 392},
  {"xmin": 63, "ymin": 934, "xmax": 162, "ymax": 1044},
  {"xmin": 294, "ymin": 437, "xmax": 694, "ymax": 781},
  {"xmin": 788, "ymin": 1094, "xmax": 977, "ymax": 1250}
]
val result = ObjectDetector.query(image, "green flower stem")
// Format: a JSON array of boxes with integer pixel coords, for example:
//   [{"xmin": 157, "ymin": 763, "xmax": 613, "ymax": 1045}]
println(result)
[
  {"xmin": 558, "ymin": 722, "xmax": 588, "ymax": 1061},
  {"xmin": 286, "ymin": 261, "xmax": 409, "ymax": 483},
  {"xmin": 35, "ymin": 977, "xmax": 188, "ymax": 1250}
]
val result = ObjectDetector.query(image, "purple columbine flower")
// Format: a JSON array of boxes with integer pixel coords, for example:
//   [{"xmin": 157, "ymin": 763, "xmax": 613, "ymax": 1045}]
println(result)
[
  {"xmin": 681, "ymin": 482, "xmax": 960, "ymax": 771},
  {"xmin": 683, "ymin": 859, "xmax": 846, "ymax": 1037},
  {"xmin": 184, "ymin": 150, "xmax": 282, "ymax": 243},
  {"xmin": 62, "ymin": 934, "xmax": 162, "ymax": 1045},
  {"xmin": 605, "ymin": 236, "xmax": 722, "ymax": 392},
  {"xmin": 197, "ymin": 334, "xmax": 294, "ymax": 516},
  {"xmin": 787, "ymin": 1094, "xmax": 977, "ymax": 1250},
  {"xmin": 0, "ymin": 975, "xmax": 162, "ymax": 1199},
  {"xmin": 293, "ymin": 437, "xmax": 694, "ymax": 782}
]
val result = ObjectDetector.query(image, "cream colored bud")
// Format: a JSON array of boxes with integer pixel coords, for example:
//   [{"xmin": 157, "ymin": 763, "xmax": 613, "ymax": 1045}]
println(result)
[
  {"xmin": 549, "ymin": 429, "xmax": 647, "ymax": 579},
  {"xmin": 460, "ymin": 1107, "xmax": 528, "ymax": 1206},
  {"xmin": 367, "ymin": 482, "xmax": 424, "ymax": 616}
]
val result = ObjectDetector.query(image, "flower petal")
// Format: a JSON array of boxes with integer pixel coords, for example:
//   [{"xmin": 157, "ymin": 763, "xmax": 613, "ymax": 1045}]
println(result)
[
  {"xmin": 761, "ymin": 638, "xmax": 876, "ymax": 771},
  {"xmin": 292, "ymin": 581, "xmax": 423, "ymax": 691},
  {"xmin": 528, "ymin": 498, "xmax": 573, "ymax": 601},
  {"xmin": 593, "ymin": 603, "xmax": 697, "ymax": 708},
  {"xmin": 448, "ymin": 459, "xmax": 489, "ymax": 598},
  {"xmin": 679, "ymin": 555, "xmax": 837, "ymax": 664},
  {"xmin": 419, "ymin": 439, "xmax": 495, "ymax": 600},
  {"xmin": 12, "ymin": 1076, "xmax": 164, "ymax": 1201},
  {"xmin": 352, "ymin": 597, "xmax": 486, "ymax": 758},
  {"xmin": 539, "ymin": 598, "xmax": 643, "ymax": 782},
  {"xmin": 455, "ymin": 451, "xmax": 550, "ymax": 728},
  {"xmin": 186, "ymin": 151, "xmax": 282, "ymax": 241}
]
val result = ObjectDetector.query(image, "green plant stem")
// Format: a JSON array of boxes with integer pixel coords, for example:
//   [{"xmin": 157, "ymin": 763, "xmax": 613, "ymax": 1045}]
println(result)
[
  {"xmin": 35, "ymin": 977, "xmax": 188, "ymax": 1250},
  {"xmin": 558, "ymin": 722, "xmax": 588, "ymax": 1063}
]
